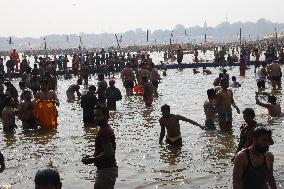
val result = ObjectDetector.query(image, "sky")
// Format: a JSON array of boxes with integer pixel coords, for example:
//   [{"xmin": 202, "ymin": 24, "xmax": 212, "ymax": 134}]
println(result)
[{"xmin": 0, "ymin": 0, "xmax": 283, "ymax": 38}]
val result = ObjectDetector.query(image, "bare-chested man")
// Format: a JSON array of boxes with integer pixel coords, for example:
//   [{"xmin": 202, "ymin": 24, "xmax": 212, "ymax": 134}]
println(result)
[
  {"xmin": 121, "ymin": 63, "xmax": 135, "ymax": 96},
  {"xmin": 18, "ymin": 90, "xmax": 36, "ymax": 129},
  {"xmin": 136, "ymin": 64, "xmax": 150, "ymax": 85},
  {"xmin": 30, "ymin": 71, "xmax": 42, "ymax": 95},
  {"xmin": 267, "ymin": 60, "xmax": 282, "ymax": 90},
  {"xmin": 216, "ymin": 78, "xmax": 240, "ymax": 131},
  {"xmin": 255, "ymin": 92, "xmax": 282, "ymax": 117},
  {"xmin": 66, "ymin": 79, "xmax": 82, "ymax": 101},
  {"xmin": 1, "ymin": 96, "xmax": 16, "ymax": 132},
  {"xmin": 159, "ymin": 104, "xmax": 204, "ymax": 147},
  {"xmin": 35, "ymin": 81, "xmax": 59, "ymax": 105},
  {"xmin": 142, "ymin": 76, "xmax": 154, "ymax": 107},
  {"xmin": 149, "ymin": 63, "xmax": 161, "ymax": 96}
]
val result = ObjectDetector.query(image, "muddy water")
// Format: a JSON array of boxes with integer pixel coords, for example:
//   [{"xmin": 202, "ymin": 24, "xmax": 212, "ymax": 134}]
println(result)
[{"xmin": 0, "ymin": 66, "xmax": 283, "ymax": 188}]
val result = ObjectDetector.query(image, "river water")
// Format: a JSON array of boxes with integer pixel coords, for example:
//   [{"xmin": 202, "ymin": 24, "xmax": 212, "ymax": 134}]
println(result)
[{"xmin": 0, "ymin": 66, "xmax": 284, "ymax": 188}]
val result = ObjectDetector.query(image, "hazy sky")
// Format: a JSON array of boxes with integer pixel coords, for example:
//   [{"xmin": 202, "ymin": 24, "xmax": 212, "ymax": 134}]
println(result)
[{"xmin": 0, "ymin": 0, "xmax": 283, "ymax": 37}]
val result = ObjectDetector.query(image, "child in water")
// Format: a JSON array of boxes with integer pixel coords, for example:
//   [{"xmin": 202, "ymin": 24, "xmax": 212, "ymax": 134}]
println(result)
[{"xmin": 204, "ymin": 89, "xmax": 217, "ymax": 130}]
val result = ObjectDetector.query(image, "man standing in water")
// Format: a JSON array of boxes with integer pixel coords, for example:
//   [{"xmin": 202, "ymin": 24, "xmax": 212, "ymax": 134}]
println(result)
[
  {"xmin": 35, "ymin": 81, "xmax": 59, "ymax": 105},
  {"xmin": 159, "ymin": 104, "xmax": 204, "ymax": 147},
  {"xmin": 105, "ymin": 80, "xmax": 122, "ymax": 111},
  {"xmin": 121, "ymin": 63, "xmax": 135, "ymax": 96},
  {"xmin": 2, "ymin": 96, "xmax": 16, "ymax": 132},
  {"xmin": 18, "ymin": 90, "xmax": 36, "ymax": 129},
  {"xmin": 216, "ymin": 79, "xmax": 240, "ymax": 130},
  {"xmin": 142, "ymin": 76, "xmax": 154, "ymax": 107},
  {"xmin": 204, "ymin": 88, "xmax": 216, "ymax": 130},
  {"xmin": 267, "ymin": 60, "xmax": 282, "ymax": 90},
  {"xmin": 81, "ymin": 85, "xmax": 97, "ymax": 126},
  {"xmin": 255, "ymin": 92, "xmax": 282, "ymax": 117},
  {"xmin": 82, "ymin": 106, "xmax": 118, "ymax": 189},
  {"xmin": 233, "ymin": 127, "xmax": 276, "ymax": 189}
]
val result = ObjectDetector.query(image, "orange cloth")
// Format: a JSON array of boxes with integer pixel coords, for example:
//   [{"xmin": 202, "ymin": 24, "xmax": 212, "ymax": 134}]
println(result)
[{"xmin": 34, "ymin": 100, "xmax": 58, "ymax": 128}]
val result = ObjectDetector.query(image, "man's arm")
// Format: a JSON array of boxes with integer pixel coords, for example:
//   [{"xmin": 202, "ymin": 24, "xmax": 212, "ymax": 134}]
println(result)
[
  {"xmin": 82, "ymin": 142, "xmax": 114, "ymax": 165},
  {"xmin": 233, "ymin": 152, "xmax": 245, "ymax": 189},
  {"xmin": 231, "ymin": 91, "xmax": 240, "ymax": 114},
  {"xmin": 159, "ymin": 120, "xmax": 165, "ymax": 144},
  {"xmin": 267, "ymin": 153, "xmax": 277, "ymax": 189},
  {"xmin": 255, "ymin": 95, "xmax": 270, "ymax": 108},
  {"xmin": 176, "ymin": 115, "xmax": 205, "ymax": 130}
]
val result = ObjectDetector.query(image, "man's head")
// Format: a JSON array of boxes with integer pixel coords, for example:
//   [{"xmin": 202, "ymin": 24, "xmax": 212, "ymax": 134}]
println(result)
[
  {"xmin": 77, "ymin": 79, "xmax": 82, "ymax": 85},
  {"xmin": 34, "ymin": 168, "xmax": 62, "ymax": 189},
  {"xmin": 207, "ymin": 88, "xmax": 216, "ymax": 99},
  {"xmin": 109, "ymin": 80, "xmax": 115, "ymax": 87},
  {"xmin": 252, "ymin": 127, "xmax": 274, "ymax": 153},
  {"xmin": 23, "ymin": 90, "xmax": 33, "ymax": 101},
  {"xmin": 218, "ymin": 73, "xmax": 223, "ymax": 79},
  {"xmin": 19, "ymin": 81, "xmax": 26, "ymax": 91},
  {"xmin": 142, "ymin": 76, "xmax": 148, "ymax": 83},
  {"xmin": 88, "ymin": 85, "xmax": 96, "ymax": 93},
  {"xmin": 220, "ymin": 78, "xmax": 229, "ymax": 89},
  {"xmin": 161, "ymin": 104, "xmax": 170, "ymax": 117},
  {"xmin": 243, "ymin": 108, "xmax": 255, "ymax": 124},
  {"xmin": 268, "ymin": 95, "xmax": 277, "ymax": 104},
  {"xmin": 98, "ymin": 74, "xmax": 104, "ymax": 81},
  {"xmin": 94, "ymin": 105, "xmax": 109, "ymax": 125},
  {"xmin": 41, "ymin": 80, "xmax": 49, "ymax": 92}
]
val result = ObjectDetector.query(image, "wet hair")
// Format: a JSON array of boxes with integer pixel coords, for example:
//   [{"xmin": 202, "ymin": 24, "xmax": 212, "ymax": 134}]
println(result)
[
  {"xmin": 4, "ymin": 96, "xmax": 12, "ymax": 106},
  {"xmin": 98, "ymin": 73, "xmax": 104, "ymax": 80},
  {"xmin": 161, "ymin": 104, "xmax": 170, "ymax": 112},
  {"xmin": 268, "ymin": 95, "xmax": 277, "ymax": 104},
  {"xmin": 77, "ymin": 78, "xmax": 82, "ymax": 84},
  {"xmin": 34, "ymin": 168, "xmax": 62, "ymax": 187},
  {"xmin": 207, "ymin": 88, "xmax": 215, "ymax": 97},
  {"xmin": 223, "ymin": 69, "xmax": 227, "ymax": 73},
  {"xmin": 243, "ymin": 108, "xmax": 255, "ymax": 118},
  {"xmin": 88, "ymin": 85, "xmax": 96, "ymax": 91},
  {"xmin": 19, "ymin": 80, "xmax": 26, "ymax": 88},
  {"xmin": 232, "ymin": 76, "xmax": 236, "ymax": 81},
  {"xmin": 252, "ymin": 126, "xmax": 274, "ymax": 144},
  {"xmin": 218, "ymin": 73, "xmax": 223, "ymax": 78},
  {"xmin": 109, "ymin": 80, "xmax": 115, "ymax": 85},
  {"xmin": 142, "ymin": 76, "xmax": 148, "ymax": 82},
  {"xmin": 95, "ymin": 105, "xmax": 109, "ymax": 119}
]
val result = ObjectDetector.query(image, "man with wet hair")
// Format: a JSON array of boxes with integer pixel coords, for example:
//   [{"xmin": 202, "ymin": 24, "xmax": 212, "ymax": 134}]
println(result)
[
  {"xmin": 159, "ymin": 104, "xmax": 204, "ymax": 147},
  {"xmin": 2, "ymin": 96, "xmax": 16, "ymax": 132},
  {"xmin": 34, "ymin": 168, "xmax": 62, "ymax": 189},
  {"xmin": 81, "ymin": 85, "xmax": 97, "ymax": 126},
  {"xmin": 35, "ymin": 80, "xmax": 59, "ymax": 105},
  {"xmin": 204, "ymin": 88, "xmax": 216, "ymax": 130},
  {"xmin": 216, "ymin": 78, "xmax": 240, "ymax": 131},
  {"xmin": 255, "ymin": 92, "xmax": 282, "ymax": 117},
  {"xmin": 233, "ymin": 127, "xmax": 276, "ymax": 189},
  {"xmin": 82, "ymin": 106, "xmax": 118, "ymax": 189},
  {"xmin": 121, "ymin": 62, "xmax": 135, "ymax": 96},
  {"xmin": 234, "ymin": 108, "xmax": 259, "ymax": 156},
  {"xmin": 66, "ymin": 79, "xmax": 82, "ymax": 101}
]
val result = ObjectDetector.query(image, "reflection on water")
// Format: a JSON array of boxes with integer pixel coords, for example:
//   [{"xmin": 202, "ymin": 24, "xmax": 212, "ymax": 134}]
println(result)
[{"xmin": 0, "ymin": 67, "xmax": 284, "ymax": 188}]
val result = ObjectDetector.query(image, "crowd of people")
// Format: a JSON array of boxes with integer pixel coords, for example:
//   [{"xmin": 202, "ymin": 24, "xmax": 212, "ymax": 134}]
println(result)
[{"xmin": 0, "ymin": 41, "xmax": 283, "ymax": 188}]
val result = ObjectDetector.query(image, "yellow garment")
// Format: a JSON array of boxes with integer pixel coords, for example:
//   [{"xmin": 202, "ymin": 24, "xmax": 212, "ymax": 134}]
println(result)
[
  {"xmin": 34, "ymin": 100, "xmax": 58, "ymax": 129},
  {"xmin": 166, "ymin": 135, "xmax": 181, "ymax": 142}
]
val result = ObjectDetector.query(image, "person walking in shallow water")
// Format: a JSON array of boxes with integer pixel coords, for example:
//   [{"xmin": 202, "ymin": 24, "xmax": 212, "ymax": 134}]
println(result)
[
  {"xmin": 82, "ymin": 106, "xmax": 118, "ymax": 189},
  {"xmin": 159, "ymin": 104, "xmax": 204, "ymax": 147}
]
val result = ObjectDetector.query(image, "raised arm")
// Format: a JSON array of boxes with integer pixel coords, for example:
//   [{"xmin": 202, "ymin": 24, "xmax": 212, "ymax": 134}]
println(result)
[
  {"xmin": 176, "ymin": 115, "xmax": 205, "ymax": 130},
  {"xmin": 231, "ymin": 91, "xmax": 240, "ymax": 114},
  {"xmin": 255, "ymin": 95, "xmax": 270, "ymax": 108}
]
